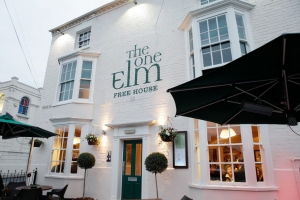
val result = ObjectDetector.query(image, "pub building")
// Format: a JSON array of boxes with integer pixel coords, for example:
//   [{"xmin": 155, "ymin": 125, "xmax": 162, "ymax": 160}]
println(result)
[{"xmin": 31, "ymin": 0, "xmax": 300, "ymax": 199}]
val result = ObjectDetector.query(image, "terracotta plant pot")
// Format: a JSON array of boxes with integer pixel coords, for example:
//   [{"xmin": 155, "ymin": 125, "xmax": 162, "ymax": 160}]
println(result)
[
  {"xmin": 75, "ymin": 198, "xmax": 94, "ymax": 200},
  {"xmin": 33, "ymin": 142, "xmax": 42, "ymax": 147},
  {"xmin": 88, "ymin": 141, "xmax": 97, "ymax": 145}
]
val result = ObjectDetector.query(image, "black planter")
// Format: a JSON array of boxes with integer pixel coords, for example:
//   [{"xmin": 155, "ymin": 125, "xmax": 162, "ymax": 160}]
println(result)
[
  {"xmin": 34, "ymin": 142, "xmax": 42, "ymax": 147},
  {"xmin": 88, "ymin": 141, "xmax": 97, "ymax": 145},
  {"xmin": 160, "ymin": 135, "xmax": 175, "ymax": 142}
]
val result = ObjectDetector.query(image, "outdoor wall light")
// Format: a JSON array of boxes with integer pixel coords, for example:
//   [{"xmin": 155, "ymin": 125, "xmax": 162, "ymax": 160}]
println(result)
[
  {"xmin": 133, "ymin": 0, "xmax": 137, "ymax": 5},
  {"xmin": 220, "ymin": 128, "xmax": 236, "ymax": 139},
  {"xmin": 159, "ymin": 125, "xmax": 163, "ymax": 131},
  {"xmin": 56, "ymin": 29, "xmax": 64, "ymax": 35}
]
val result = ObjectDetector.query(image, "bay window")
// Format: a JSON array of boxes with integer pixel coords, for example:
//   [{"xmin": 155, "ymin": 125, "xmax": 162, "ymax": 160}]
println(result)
[
  {"xmin": 56, "ymin": 51, "xmax": 100, "ymax": 104},
  {"xmin": 193, "ymin": 120, "xmax": 272, "ymax": 188},
  {"xmin": 51, "ymin": 125, "xmax": 82, "ymax": 175}
]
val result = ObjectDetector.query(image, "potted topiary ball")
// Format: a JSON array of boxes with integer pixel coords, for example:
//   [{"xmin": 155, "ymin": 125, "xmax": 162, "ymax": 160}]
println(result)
[
  {"xmin": 144, "ymin": 152, "xmax": 168, "ymax": 199},
  {"xmin": 76, "ymin": 152, "xmax": 96, "ymax": 200}
]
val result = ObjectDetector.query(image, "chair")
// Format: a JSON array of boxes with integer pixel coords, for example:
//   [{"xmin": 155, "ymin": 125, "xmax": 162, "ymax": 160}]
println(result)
[
  {"xmin": 16, "ymin": 188, "xmax": 42, "ymax": 200},
  {"xmin": 1, "ymin": 182, "xmax": 26, "ymax": 200},
  {"xmin": 181, "ymin": 195, "xmax": 193, "ymax": 200},
  {"xmin": 46, "ymin": 184, "xmax": 68, "ymax": 200}
]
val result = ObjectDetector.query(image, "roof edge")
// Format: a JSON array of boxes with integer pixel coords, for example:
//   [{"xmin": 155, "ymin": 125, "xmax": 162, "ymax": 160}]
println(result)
[{"xmin": 49, "ymin": 0, "xmax": 131, "ymax": 35}]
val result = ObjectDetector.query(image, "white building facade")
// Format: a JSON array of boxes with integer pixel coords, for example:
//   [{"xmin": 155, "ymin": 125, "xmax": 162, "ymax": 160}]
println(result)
[
  {"xmin": 0, "ymin": 77, "xmax": 41, "ymax": 172},
  {"xmin": 31, "ymin": 0, "xmax": 300, "ymax": 199}
]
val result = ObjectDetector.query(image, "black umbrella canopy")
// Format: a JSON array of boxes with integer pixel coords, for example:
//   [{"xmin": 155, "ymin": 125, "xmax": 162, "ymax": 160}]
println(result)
[
  {"xmin": 0, "ymin": 114, "xmax": 57, "ymax": 139},
  {"xmin": 167, "ymin": 33, "xmax": 300, "ymax": 125}
]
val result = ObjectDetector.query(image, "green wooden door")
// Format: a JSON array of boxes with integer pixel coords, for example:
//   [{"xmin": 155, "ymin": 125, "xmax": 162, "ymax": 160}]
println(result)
[{"xmin": 122, "ymin": 140, "xmax": 142, "ymax": 200}]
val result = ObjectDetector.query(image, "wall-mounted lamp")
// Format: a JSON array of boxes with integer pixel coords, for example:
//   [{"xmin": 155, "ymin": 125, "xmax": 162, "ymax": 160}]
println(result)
[
  {"xmin": 159, "ymin": 125, "xmax": 163, "ymax": 131},
  {"xmin": 102, "ymin": 130, "xmax": 106, "ymax": 135},
  {"xmin": 133, "ymin": 0, "xmax": 137, "ymax": 5},
  {"xmin": 56, "ymin": 29, "xmax": 64, "ymax": 35}
]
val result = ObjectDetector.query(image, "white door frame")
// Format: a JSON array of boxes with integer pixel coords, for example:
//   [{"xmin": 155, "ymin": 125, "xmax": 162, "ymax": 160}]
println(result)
[{"xmin": 109, "ymin": 122, "xmax": 152, "ymax": 200}]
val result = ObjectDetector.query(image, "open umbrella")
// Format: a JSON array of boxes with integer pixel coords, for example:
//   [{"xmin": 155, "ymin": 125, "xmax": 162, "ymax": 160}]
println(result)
[
  {"xmin": 0, "ymin": 113, "xmax": 57, "ymax": 139},
  {"xmin": 167, "ymin": 33, "xmax": 300, "ymax": 126}
]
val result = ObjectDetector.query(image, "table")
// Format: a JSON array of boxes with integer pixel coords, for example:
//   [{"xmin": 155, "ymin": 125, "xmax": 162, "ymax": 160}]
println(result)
[{"xmin": 16, "ymin": 185, "xmax": 52, "ymax": 191}]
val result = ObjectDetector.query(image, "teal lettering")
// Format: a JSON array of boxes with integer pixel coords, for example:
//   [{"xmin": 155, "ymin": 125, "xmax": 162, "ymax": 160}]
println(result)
[
  {"xmin": 142, "ymin": 46, "xmax": 149, "ymax": 55},
  {"xmin": 154, "ymin": 52, "xmax": 162, "ymax": 62},
  {"xmin": 126, "ymin": 50, "xmax": 134, "ymax": 59},
  {"xmin": 112, "ymin": 71, "xmax": 124, "ymax": 89},
  {"xmin": 134, "ymin": 57, "xmax": 143, "ymax": 67},
  {"xmin": 144, "ymin": 55, "xmax": 153, "ymax": 65},
  {"xmin": 134, "ymin": 45, "xmax": 141, "ymax": 57},
  {"xmin": 133, "ymin": 64, "xmax": 162, "ymax": 86},
  {"xmin": 125, "ymin": 60, "xmax": 132, "ymax": 88}
]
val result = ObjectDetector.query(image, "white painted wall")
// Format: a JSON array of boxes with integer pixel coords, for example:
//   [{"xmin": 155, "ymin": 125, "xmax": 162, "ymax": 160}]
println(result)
[
  {"xmin": 0, "ymin": 77, "xmax": 41, "ymax": 172},
  {"xmin": 32, "ymin": 0, "xmax": 300, "ymax": 199}
]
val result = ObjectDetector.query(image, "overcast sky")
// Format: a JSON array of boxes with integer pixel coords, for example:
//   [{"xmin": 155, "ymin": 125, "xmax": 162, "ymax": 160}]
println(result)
[{"xmin": 0, "ymin": 0, "xmax": 113, "ymax": 88}]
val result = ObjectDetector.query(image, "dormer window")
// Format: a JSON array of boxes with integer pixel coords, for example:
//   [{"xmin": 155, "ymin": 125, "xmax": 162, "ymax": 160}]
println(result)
[{"xmin": 18, "ymin": 97, "xmax": 29, "ymax": 115}]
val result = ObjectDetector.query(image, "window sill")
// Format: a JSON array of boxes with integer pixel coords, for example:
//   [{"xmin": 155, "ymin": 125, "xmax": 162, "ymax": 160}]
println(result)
[
  {"xmin": 16, "ymin": 113, "xmax": 29, "ymax": 119},
  {"xmin": 44, "ymin": 175, "xmax": 84, "ymax": 180},
  {"xmin": 52, "ymin": 100, "xmax": 94, "ymax": 107},
  {"xmin": 189, "ymin": 184, "xmax": 278, "ymax": 191}
]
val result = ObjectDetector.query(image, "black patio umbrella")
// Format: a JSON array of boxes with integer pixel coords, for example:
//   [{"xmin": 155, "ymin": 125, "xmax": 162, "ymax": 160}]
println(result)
[
  {"xmin": 0, "ymin": 113, "xmax": 57, "ymax": 139},
  {"xmin": 167, "ymin": 33, "xmax": 300, "ymax": 126}
]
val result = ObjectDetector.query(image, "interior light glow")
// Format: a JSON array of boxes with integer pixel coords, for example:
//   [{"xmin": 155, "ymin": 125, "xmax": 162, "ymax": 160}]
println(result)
[
  {"xmin": 220, "ymin": 128, "xmax": 236, "ymax": 139},
  {"xmin": 73, "ymin": 138, "xmax": 81, "ymax": 145}
]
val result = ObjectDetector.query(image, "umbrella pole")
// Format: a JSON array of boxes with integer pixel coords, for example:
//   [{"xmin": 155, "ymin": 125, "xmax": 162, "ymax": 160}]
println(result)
[{"xmin": 26, "ymin": 137, "xmax": 34, "ymax": 184}]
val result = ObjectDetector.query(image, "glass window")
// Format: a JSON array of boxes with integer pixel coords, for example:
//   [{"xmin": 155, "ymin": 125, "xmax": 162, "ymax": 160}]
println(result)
[
  {"xmin": 236, "ymin": 14, "xmax": 248, "ymax": 56},
  {"xmin": 240, "ymin": 42, "xmax": 247, "ymax": 56},
  {"xmin": 78, "ymin": 30, "xmax": 91, "ymax": 48},
  {"xmin": 235, "ymin": 14, "xmax": 246, "ymax": 40},
  {"xmin": 79, "ymin": 61, "xmax": 92, "ymax": 99},
  {"xmin": 199, "ymin": 15, "xmax": 232, "ymax": 67},
  {"xmin": 194, "ymin": 119, "xmax": 201, "ymax": 180},
  {"xmin": 252, "ymin": 126, "xmax": 264, "ymax": 182},
  {"xmin": 189, "ymin": 28, "xmax": 196, "ymax": 79},
  {"xmin": 201, "ymin": 0, "xmax": 217, "ymax": 6},
  {"xmin": 71, "ymin": 126, "xmax": 81, "ymax": 174},
  {"xmin": 59, "ymin": 61, "xmax": 77, "ymax": 101},
  {"xmin": 207, "ymin": 122, "xmax": 245, "ymax": 182},
  {"xmin": 18, "ymin": 97, "xmax": 29, "ymax": 115},
  {"xmin": 202, "ymin": 42, "xmax": 232, "ymax": 67},
  {"xmin": 51, "ymin": 126, "xmax": 69, "ymax": 173}
]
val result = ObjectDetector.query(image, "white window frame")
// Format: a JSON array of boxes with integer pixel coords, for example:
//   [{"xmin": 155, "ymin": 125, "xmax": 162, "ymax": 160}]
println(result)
[
  {"xmin": 182, "ymin": 0, "xmax": 277, "ymax": 191},
  {"xmin": 18, "ymin": 96, "xmax": 30, "ymax": 116},
  {"xmin": 46, "ymin": 120, "xmax": 90, "ymax": 179},
  {"xmin": 76, "ymin": 28, "xmax": 91, "ymax": 49},
  {"xmin": 190, "ymin": 120, "xmax": 277, "ymax": 190},
  {"xmin": 54, "ymin": 51, "xmax": 100, "ymax": 106},
  {"xmin": 186, "ymin": 5, "xmax": 255, "ymax": 79}
]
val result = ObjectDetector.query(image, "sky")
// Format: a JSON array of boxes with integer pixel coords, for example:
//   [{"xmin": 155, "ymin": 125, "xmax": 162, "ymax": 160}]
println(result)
[{"xmin": 0, "ymin": 0, "xmax": 113, "ymax": 88}]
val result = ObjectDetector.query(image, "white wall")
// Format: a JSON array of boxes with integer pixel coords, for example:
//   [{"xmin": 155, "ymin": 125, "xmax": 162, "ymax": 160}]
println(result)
[
  {"xmin": 0, "ymin": 77, "xmax": 41, "ymax": 172},
  {"xmin": 32, "ymin": 0, "xmax": 300, "ymax": 199}
]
